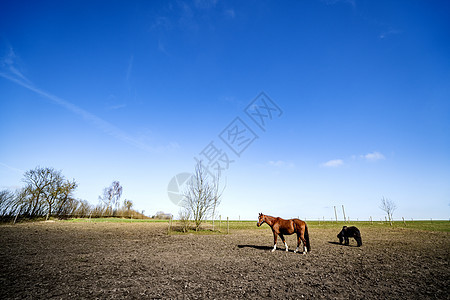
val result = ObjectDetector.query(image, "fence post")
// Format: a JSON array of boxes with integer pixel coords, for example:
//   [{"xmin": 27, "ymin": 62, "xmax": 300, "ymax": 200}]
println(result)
[
  {"xmin": 219, "ymin": 215, "xmax": 222, "ymax": 232},
  {"xmin": 334, "ymin": 206, "xmax": 338, "ymax": 223},
  {"xmin": 13, "ymin": 211, "xmax": 20, "ymax": 225},
  {"xmin": 168, "ymin": 216, "xmax": 172, "ymax": 234},
  {"xmin": 402, "ymin": 217, "xmax": 406, "ymax": 226},
  {"xmin": 342, "ymin": 205, "xmax": 346, "ymax": 224},
  {"xmin": 227, "ymin": 217, "xmax": 229, "ymax": 234}
]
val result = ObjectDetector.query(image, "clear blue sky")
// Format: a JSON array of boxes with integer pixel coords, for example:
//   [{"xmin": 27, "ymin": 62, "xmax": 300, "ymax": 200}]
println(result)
[{"xmin": 1, "ymin": 0, "xmax": 449, "ymax": 220}]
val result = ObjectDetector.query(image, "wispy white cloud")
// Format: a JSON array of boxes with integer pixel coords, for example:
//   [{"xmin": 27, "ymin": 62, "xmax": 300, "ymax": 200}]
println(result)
[
  {"xmin": 194, "ymin": 0, "xmax": 218, "ymax": 9},
  {"xmin": 108, "ymin": 103, "xmax": 127, "ymax": 110},
  {"xmin": 321, "ymin": 159, "xmax": 344, "ymax": 168},
  {"xmin": 322, "ymin": 0, "xmax": 356, "ymax": 8},
  {"xmin": 267, "ymin": 160, "xmax": 295, "ymax": 168},
  {"xmin": 224, "ymin": 9, "xmax": 236, "ymax": 18},
  {"xmin": 0, "ymin": 47, "xmax": 170, "ymax": 153},
  {"xmin": 0, "ymin": 162, "xmax": 24, "ymax": 174},
  {"xmin": 1, "ymin": 46, "xmax": 31, "ymax": 84},
  {"xmin": 361, "ymin": 151, "xmax": 385, "ymax": 161},
  {"xmin": 152, "ymin": 1, "xmax": 235, "ymax": 38},
  {"xmin": 379, "ymin": 29, "xmax": 402, "ymax": 39},
  {"xmin": 158, "ymin": 40, "xmax": 169, "ymax": 55},
  {"xmin": 150, "ymin": 16, "xmax": 172, "ymax": 31}
]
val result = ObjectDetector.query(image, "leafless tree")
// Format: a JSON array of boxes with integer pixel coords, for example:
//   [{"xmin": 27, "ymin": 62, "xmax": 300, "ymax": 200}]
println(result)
[
  {"xmin": 55, "ymin": 179, "xmax": 78, "ymax": 217},
  {"xmin": 42, "ymin": 171, "xmax": 65, "ymax": 219},
  {"xmin": 74, "ymin": 200, "xmax": 92, "ymax": 217},
  {"xmin": 0, "ymin": 167, "xmax": 78, "ymax": 220},
  {"xmin": 0, "ymin": 189, "xmax": 15, "ymax": 218},
  {"xmin": 123, "ymin": 199, "xmax": 133, "ymax": 217},
  {"xmin": 380, "ymin": 197, "xmax": 397, "ymax": 226},
  {"xmin": 98, "ymin": 181, "xmax": 123, "ymax": 216},
  {"xmin": 182, "ymin": 162, "xmax": 223, "ymax": 231},
  {"xmin": 22, "ymin": 167, "xmax": 57, "ymax": 217},
  {"xmin": 178, "ymin": 208, "xmax": 191, "ymax": 233}
]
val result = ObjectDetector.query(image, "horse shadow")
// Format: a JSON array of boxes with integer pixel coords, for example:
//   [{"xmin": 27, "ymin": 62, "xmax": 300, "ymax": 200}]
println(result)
[
  {"xmin": 238, "ymin": 244, "xmax": 273, "ymax": 251},
  {"xmin": 237, "ymin": 245, "xmax": 300, "ymax": 252},
  {"xmin": 328, "ymin": 241, "xmax": 359, "ymax": 247}
]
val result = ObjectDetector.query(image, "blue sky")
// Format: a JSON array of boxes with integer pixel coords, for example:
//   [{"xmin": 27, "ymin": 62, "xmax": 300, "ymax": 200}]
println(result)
[{"xmin": 1, "ymin": 0, "xmax": 449, "ymax": 220}]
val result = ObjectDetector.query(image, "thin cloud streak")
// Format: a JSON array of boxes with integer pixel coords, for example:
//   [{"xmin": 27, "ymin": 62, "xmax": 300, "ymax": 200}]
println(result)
[
  {"xmin": 0, "ymin": 71, "xmax": 159, "ymax": 153},
  {"xmin": 0, "ymin": 162, "xmax": 24, "ymax": 174},
  {"xmin": 267, "ymin": 160, "xmax": 295, "ymax": 168},
  {"xmin": 321, "ymin": 159, "xmax": 344, "ymax": 168},
  {"xmin": 362, "ymin": 151, "xmax": 385, "ymax": 161}
]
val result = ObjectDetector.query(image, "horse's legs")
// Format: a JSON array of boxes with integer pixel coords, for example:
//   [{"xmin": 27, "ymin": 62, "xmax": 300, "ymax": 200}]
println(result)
[
  {"xmin": 271, "ymin": 231, "xmax": 278, "ymax": 252},
  {"xmin": 279, "ymin": 234, "xmax": 288, "ymax": 252},
  {"xmin": 296, "ymin": 229, "xmax": 307, "ymax": 254},
  {"xmin": 294, "ymin": 233, "xmax": 301, "ymax": 253}
]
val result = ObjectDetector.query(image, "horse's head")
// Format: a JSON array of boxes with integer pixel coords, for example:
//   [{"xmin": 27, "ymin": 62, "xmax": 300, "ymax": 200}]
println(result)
[{"xmin": 257, "ymin": 213, "xmax": 265, "ymax": 227}]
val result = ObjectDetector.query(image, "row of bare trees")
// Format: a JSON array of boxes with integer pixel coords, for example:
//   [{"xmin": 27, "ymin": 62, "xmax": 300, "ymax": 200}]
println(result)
[
  {"xmin": 0, "ymin": 167, "xmax": 78, "ymax": 220},
  {"xmin": 0, "ymin": 166, "xmax": 145, "ymax": 222}
]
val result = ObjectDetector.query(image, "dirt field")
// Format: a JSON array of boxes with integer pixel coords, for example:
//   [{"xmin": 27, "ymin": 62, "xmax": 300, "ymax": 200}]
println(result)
[{"xmin": 0, "ymin": 221, "xmax": 448, "ymax": 299}]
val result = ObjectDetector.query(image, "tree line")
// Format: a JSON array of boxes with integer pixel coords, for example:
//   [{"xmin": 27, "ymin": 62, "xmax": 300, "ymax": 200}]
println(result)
[{"xmin": 0, "ymin": 166, "xmax": 147, "ymax": 222}]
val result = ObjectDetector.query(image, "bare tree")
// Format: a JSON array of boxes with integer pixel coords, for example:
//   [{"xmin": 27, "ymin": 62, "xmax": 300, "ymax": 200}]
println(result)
[
  {"xmin": 22, "ymin": 167, "xmax": 57, "ymax": 217},
  {"xmin": 380, "ymin": 197, "xmax": 397, "ymax": 226},
  {"xmin": 98, "ymin": 181, "xmax": 123, "ymax": 216},
  {"xmin": 0, "ymin": 189, "xmax": 16, "ymax": 218},
  {"xmin": 182, "ymin": 162, "xmax": 223, "ymax": 231},
  {"xmin": 55, "ymin": 179, "xmax": 78, "ymax": 217},
  {"xmin": 42, "ymin": 171, "xmax": 65, "ymax": 219},
  {"xmin": 178, "ymin": 208, "xmax": 191, "ymax": 233},
  {"xmin": 123, "ymin": 199, "xmax": 133, "ymax": 217},
  {"xmin": 2, "ymin": 167, "xmax": 79, "ymax": 220},
  {"xmin": 74, "ymin": 200, "xmax": 92, "ymax": 217}
]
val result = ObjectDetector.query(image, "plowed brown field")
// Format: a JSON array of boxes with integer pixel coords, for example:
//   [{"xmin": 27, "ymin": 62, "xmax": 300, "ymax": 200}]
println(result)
[{"xmin": 0, "ymin": 221, "xmax": 448, "ymax": 299}]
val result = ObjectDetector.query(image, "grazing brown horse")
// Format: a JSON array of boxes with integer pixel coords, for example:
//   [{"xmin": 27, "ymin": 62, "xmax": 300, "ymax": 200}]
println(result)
[{"xmin": 257, "ymin": 213, "xmax": 311, "ymax": 254}]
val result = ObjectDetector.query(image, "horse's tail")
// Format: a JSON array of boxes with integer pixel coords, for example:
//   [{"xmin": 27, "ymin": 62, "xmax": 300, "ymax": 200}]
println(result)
[{"xmin": 304, "ymin": 224, "xmax": 311, "ymax": 252}]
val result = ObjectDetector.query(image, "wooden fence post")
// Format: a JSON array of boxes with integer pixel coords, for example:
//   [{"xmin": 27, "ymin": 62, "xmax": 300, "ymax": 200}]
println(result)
[
  {"xmin": 342, "ymin": 205, "xmax": 346, "ymax": 223},
  {"xmin": 334, "ymin": 206, "xmax": 338, "ymax": 223},
  {"xmin": 402, "ymin": 217, "xmax": 406, "ymax": 226},
  {"xmin": 227, "ymin": 217, "xmax": 229, "ymax": 234},
  {"xmin": 13, "ymin": 211, "xmax": 20, "ymax": 225},
  {"xmin": 168, "ymin": 216, "xmax": 172, "ymax": 234}
]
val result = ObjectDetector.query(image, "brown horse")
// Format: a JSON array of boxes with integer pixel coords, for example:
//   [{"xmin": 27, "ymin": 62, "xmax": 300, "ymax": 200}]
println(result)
[{"xmin": 257, "ymin": 213, "xmax": 311, "ymax": 254}]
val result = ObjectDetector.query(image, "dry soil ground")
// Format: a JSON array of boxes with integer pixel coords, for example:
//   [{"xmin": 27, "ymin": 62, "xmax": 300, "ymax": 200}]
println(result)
[{"xmin": 0, "ymin": 221, "xmax": 449, "ymax": 299}]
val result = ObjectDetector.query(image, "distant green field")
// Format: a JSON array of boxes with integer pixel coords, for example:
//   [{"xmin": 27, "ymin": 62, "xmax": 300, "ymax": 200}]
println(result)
[
  {"xmin": 191, "ymin": 220, "xmax": 450, "ymax": 232},
  {"xmin": 64, "ymin": 218, "xmax": 450, "ymax": 232}
]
